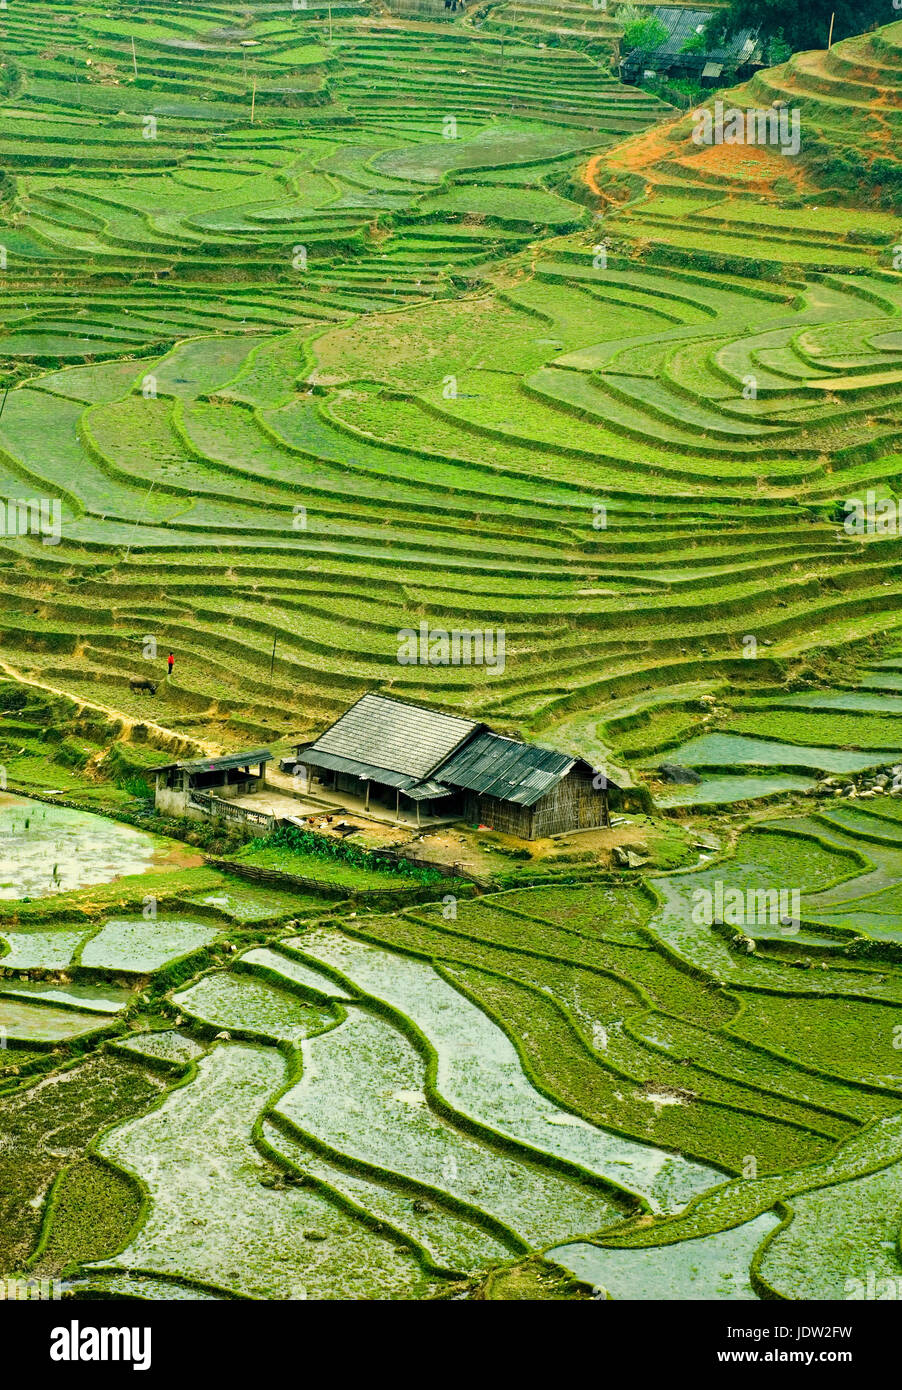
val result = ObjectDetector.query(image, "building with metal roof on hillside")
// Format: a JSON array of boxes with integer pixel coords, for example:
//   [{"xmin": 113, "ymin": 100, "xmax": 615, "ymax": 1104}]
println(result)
[
  {"xmin": 620, "ymin": 6, "xmax": 764, "ymax": 84},
  {"xmin": 292, "ymin": 693, "xmax": 618, "ymax": 836},
  {"xmin": 150, "ymin": 748, "xmax": 272, "ymax": 824}
]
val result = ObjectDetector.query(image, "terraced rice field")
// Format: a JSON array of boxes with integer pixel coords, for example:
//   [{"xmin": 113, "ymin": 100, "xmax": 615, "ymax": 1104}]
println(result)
[
  {"xmin": 0, "ymin": 3, "xmax": 895, "ymax": 762},
  {"xmin": 5, "ymin": 807, "xmax": 902, "ymax": 1302},
  {"xmin": 2, "ymin": 0, "xmax": 902, "ymax": 1311}
]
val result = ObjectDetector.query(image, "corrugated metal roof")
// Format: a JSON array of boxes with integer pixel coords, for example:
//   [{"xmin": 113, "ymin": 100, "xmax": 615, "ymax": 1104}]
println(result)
[
  {"xmin": 405, "ymin": 779, "xmax": 455, "ymax": 801},
  {"xmin": 297, "ymin": 747, "xmax": 420, "ymax": 791},
  {"xmin": 623, "ymin": 7, "xmax": 763, "ymax": 65},
  {"xmin": 302, "ymin": 693, "xmax": 480, "ymax": 781},
  {"xmin": 436, "ymin": 731, "xmax": 591, "ymax": 808},
  {"xmin": 150, "ymin": 747, "xmax": 272, "ymax": 775}
]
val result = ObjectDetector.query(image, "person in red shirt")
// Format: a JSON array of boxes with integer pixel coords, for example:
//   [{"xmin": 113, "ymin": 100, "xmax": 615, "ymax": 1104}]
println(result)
[{"xmin": 167, "ymin": 652, "xmax": 174, "ymax": 676}]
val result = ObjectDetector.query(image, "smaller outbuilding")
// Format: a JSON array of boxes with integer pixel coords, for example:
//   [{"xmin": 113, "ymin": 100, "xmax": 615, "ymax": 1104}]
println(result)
[
  {"xmin": 150, "ymin": 748, "xmax": 272, "ymax": 821},
  {"xmin": 620, "ymin": 6, "xmax": 764, "ymax": 86}
]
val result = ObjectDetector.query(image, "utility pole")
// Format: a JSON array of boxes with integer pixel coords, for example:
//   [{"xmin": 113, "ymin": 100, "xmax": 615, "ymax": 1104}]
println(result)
[
  {"xmin": 269, "ymin": 635, "xmax": 277, "ymax": 683},
  {"xmin": 251, "ymin": 77, "xmax": 256, "ymax": 123},
  {"xmin": 328, "ymin": 4, "xmax": 333, "ymax": 43},
  {"xmin": 131, "ymin": 35, "xmax": 137, "ymax": 77},
  {"xmin": 828, "ymin": 11, "xmax": 835, "ymax": 48},
  {"xmin": 123, "ymin": 480, "xmax": 155, "ymax": 565}
]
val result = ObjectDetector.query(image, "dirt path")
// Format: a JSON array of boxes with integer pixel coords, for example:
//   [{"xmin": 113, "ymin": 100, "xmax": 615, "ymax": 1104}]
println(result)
[
  {"xmin": 584, "ymin": 151, "xmax": 608, "ymax": 202},
  {"xmin": 0, "ymin": 659, "xmax": 217, "ymax": 757}
]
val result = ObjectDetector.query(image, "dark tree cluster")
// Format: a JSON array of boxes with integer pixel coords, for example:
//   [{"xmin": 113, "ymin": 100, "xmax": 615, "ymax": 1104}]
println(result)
[{"xmin": 711, "ymin": 0, "xmax": 890, "ymax": 54}]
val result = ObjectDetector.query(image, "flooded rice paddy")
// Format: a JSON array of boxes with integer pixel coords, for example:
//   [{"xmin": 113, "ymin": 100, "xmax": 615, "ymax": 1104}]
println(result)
[{"xmin": 0, "ymin": 794, "xmax": 157, "ymax": 898}]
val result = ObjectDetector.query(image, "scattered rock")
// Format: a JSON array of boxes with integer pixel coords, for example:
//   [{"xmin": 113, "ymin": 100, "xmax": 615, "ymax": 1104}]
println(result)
[{"xmin": 658, "ymin": 763, "xmax": 701, "ymax": 785}]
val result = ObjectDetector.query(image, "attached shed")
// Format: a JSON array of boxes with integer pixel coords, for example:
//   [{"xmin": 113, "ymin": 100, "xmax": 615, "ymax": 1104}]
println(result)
[
  {"xmin": 150, "ymin": 747, "xmax": 271, "ymax": 821},
  {"xmin": 436, "ymin": 730, "xmax": 617, "ymax": 839},
  {"xmin": 294, "ymin": 693, "xmax": 481, "ymax": 824}
]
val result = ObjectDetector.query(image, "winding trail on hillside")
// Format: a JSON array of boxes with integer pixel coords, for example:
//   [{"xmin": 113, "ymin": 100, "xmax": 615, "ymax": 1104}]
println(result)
[{"xmin": 0, "ymin": 657, "xmax": 213, "ymax": 756}]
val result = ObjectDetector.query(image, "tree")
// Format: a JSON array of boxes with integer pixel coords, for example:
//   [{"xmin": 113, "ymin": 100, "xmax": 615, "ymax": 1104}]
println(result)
[
  {"xmin": 618, "ymin": 3, "xmax": 668, "ymax": 53},
  {"xmin": 710, "ymin": 0, "xmax": 886, "ymax": 54},
  {"xmin": 681, "ymin": 22, "xmax": 710, "ymax": 55}
]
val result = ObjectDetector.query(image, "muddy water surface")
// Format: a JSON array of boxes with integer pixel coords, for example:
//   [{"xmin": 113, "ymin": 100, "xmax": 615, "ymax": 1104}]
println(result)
[{"xmin": 0, "ymin": 793, "xmax": 157, "ymax": 898}]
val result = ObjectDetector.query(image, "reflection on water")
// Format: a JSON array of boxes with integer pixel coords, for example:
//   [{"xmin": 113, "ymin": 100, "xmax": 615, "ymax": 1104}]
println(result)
[{"xmin": 0, "ymin": 793, "xmax": 155, "ymax": 899}]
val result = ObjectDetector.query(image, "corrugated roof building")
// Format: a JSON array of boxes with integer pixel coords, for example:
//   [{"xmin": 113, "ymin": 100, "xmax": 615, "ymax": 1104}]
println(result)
[
  {"xmin": 620, "ymin": 7, "xmax": 763, "ymax": 82},
  {"xmin": 295, "ymin": 695, "xmax": 617, "ymax": 837},
  {"xmin": 150, "ymin": 747, "xmax": 271, "ymax": 821}
]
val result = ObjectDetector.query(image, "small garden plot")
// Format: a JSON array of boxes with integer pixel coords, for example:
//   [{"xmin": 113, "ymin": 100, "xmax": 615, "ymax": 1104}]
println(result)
[
  {"xmin": 295, "ymin": 929, "xmax": 718, "ymax": 1211},
  {"xmin": 655, "ymin": 774, "xmax": 817, "ymax": 808},
  {"xmin": 729, "ymin": 995, "xmax": 902, "ymax": 1091},
  {"xmin": 664, "ymin": 734, "xmax": 894, "ymax": 775},
  {"xmin": 0, "ymin": 997, "xmax": 112, "ymax": 1044},
  {"xmin": 234, "ymin": 834, "xmax": 446, "ymax": 892},
  {"xmin": 92, "ymin": 1042, "xmax": 437, "ymax": 1300},
  {"xmin": 116, "ymin": 1030, "xmax": 207, "ymax": 1066},
  {"xmin": 173, "ymin": 971, "xmax": 338, "ymax": 1045},
  {"xmin": 277, "ymin": 1007, "xmax": 618, "ymax": 1247},
  {"xmin": 240, "ymin": 946, "xmax": 357, "ymax": 1001},
  {"xmin": 0, "ymin": 925, "xmax": 91, "ymax": 971},
  {"xmin": 0, "ymin": 1053, "xmax": 167, "ymax": 1273},
  {"xmin": 0, "ymin": 980, "xmax": 131, "ymax": 1014},
  {"xmin": 549, "ymin": 1213, "xmax": 779, "ymax": 1300},
  {"xmin": 80, "ymin": 917, "xmax": 220, "ymax": 974},
  {"xmin": 263, "ymin": 1120, "xmax": 518, "ymax": 1276},
  {"xmin": 732, "ymin": 709, "xmax": 902, "ymax": 752},
  {"xmin": 0, "ymin": 795, "xmax": 157, "ymax": 899},
  {"xmin": 756, "ymin": 1161, "xmax": 902, "ymax": 1299}
]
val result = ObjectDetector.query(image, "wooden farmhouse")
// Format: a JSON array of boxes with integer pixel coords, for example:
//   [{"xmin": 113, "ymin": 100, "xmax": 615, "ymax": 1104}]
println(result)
[{"xmin": 293, "ymin": 693, "xmax": 617, "ymax": 838}]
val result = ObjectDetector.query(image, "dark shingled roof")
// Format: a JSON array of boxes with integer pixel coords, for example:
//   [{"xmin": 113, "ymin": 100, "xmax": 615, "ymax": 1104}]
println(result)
[
  {"xmin": 436, "ymin": 731, "xmax": 615, "ymax": 808},
  {"xmin": 300, "ymin": 693, "xmax": 480, "ymax": 782},
  {"xmin": 150, "ymin": 747, "xmax": 272, "ymax": 775}
]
